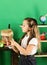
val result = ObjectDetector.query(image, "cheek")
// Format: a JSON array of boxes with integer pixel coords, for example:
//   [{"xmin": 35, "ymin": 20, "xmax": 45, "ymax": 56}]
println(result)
[{"xmin": 22, "ymin": 27, "xmax": 29, "ymax": 32}]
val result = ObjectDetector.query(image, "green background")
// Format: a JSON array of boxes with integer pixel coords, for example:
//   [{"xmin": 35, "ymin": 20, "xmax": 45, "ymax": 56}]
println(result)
[{"xmin": 0, "ymin": 0, "xmax": 47, "ymax": 65}]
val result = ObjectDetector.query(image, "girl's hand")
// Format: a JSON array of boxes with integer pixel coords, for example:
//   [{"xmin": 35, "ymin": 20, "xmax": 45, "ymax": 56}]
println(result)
[
  {"xmin": 10, "ymin": 45, "xmax": 19, "ymax": 53},
  {"xmin": 10, "ymin": 38, "xmax": 16, "ymax": 46},
  {"xmin": 10, "ymin": 45, "xmax": 14, "ymax": 49}
]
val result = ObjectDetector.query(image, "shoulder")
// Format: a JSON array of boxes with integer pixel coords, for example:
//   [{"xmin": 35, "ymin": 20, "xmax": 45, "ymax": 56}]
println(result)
[{"xmin": 29, "ymin": 38, "xmax": 38, "ymax": 46}]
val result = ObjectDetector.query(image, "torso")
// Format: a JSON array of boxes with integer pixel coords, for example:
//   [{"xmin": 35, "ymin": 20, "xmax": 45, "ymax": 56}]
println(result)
[{"xmin": 20, "ymin": 35, "xmax": 38, "ymax": 55}]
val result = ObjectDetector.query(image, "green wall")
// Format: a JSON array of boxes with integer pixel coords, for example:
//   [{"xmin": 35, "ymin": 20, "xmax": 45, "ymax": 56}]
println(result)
[{"xmin": 0, "ymin": 0, "xmax": 47, "ymax": 65}]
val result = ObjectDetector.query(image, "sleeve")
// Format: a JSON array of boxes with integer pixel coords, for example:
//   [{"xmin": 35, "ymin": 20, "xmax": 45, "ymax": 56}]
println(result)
[{"xmin": 29, "ymin": 38, "xmax": 38, "ymax": 46}]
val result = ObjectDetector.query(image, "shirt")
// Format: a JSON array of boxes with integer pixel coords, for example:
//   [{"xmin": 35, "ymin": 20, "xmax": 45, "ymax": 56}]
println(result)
[{"xmin": 20, "ymin": 35, "xmax": 38, "ymax": 55}]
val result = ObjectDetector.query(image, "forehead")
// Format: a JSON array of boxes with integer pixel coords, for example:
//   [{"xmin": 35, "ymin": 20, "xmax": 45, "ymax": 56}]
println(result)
[{"xmin": 23, "ymin": 20, "xmax": 28, "ymax": 24}]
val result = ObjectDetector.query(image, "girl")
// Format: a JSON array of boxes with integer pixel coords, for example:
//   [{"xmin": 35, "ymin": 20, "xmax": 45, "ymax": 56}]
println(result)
[{"xmin": 10, "ymin": 18, "xmax": 41, "ymax": 65}]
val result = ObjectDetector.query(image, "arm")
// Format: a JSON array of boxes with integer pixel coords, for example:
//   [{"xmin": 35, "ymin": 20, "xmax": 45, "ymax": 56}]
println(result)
[
  {"xmin": 11, "ymin": 45, "xmax": 19, "ymax": 53},
  {"xmin": 11, "ymin": 39, "xmax": 36, "ymax": 56}
]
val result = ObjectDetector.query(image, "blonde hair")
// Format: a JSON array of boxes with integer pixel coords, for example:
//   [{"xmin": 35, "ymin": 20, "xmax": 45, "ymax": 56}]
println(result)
[{"xmin": 34, "ymin": 26, "xmax": 41, "ymax": 53}]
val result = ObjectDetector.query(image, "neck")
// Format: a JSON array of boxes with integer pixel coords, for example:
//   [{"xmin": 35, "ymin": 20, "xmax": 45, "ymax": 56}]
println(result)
[{"xmin": 26, "ymin": 31, "xmax": 30, "ymax": 36}]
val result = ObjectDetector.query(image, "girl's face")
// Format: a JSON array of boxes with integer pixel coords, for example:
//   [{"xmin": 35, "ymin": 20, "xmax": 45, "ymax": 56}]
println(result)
[{"xmin": 21, "ymin": 20, "xmax": 30, "ymax": 33}]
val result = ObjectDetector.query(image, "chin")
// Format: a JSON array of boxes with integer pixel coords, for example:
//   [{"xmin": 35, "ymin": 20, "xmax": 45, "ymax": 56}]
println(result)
[
  {"xmin": 22, "ymin": 30, "xmax": 27, "ymax": 33},
  {"xmin": 22, "ymin": 29, "xmax": 27, "ymax": 33},
  {"xmin": 22, "ymin": 31, "xmax": 25, "ymax": 32}
]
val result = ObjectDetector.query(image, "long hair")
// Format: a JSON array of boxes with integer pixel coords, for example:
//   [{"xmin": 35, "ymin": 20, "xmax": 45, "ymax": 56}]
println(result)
[{"xmin": 19, "ymin": 17, "xmax": 41, "ymax": 53}]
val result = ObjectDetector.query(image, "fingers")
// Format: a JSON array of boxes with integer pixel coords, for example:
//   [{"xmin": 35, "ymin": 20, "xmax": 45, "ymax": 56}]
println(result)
[{"xmin": 10, "ymin": 38, "xmax": 15, "ymax": 46}]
